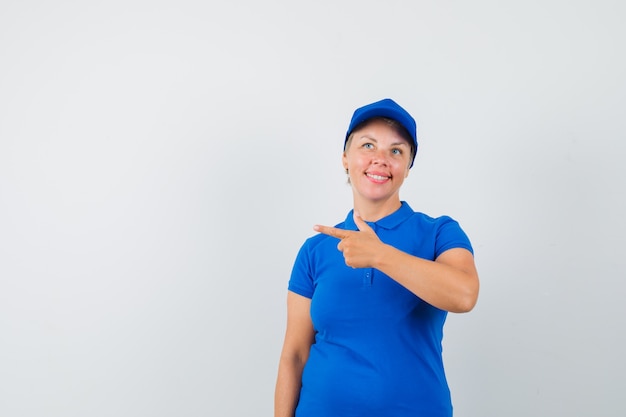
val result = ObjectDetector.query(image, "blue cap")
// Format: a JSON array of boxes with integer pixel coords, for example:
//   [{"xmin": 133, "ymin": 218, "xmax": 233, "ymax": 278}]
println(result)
[{"xmin": 344, "ymin": 98, "xmax": 418, "ymax": 167}]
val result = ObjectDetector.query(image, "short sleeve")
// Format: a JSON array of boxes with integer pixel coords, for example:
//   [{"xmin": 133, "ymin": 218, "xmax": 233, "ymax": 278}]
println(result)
[
  {"xmin": 288, "ymin": 241, "xmax": 315, "ymax": 298},
  {"xmin": 435, "ymin": 216, "xmax": 474, "ymax": 258}
]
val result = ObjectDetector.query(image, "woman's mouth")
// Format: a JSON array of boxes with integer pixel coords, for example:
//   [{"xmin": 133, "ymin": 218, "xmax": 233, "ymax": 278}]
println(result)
[{"xmin": 366, "ymin": 173, "xmax": 390, "ymax": 182}]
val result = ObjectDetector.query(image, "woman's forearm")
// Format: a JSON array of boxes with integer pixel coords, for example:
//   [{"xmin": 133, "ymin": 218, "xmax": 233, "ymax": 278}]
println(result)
[
  {"xmin": 274, "ymin": 355, "xmax": 306, "ymax": 417},
  {"xmin": 374, "ymin": 246, "xmax": 479, "ymax": 313}
]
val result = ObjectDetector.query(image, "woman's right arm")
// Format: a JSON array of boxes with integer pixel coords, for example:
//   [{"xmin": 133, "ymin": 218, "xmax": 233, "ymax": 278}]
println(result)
[{"xmin": 274, "ymin": 291, "xmax": 315, "ymax": 417}]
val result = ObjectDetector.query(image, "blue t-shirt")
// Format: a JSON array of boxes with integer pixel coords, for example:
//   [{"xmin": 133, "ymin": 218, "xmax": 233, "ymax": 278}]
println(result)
[{"xmin": 288, "ymin": 202, "xmax": 473, "ymax": 417}]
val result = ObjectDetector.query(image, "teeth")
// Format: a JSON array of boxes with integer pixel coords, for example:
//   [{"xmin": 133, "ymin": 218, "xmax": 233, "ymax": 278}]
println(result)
[{"xmin": 367, "ymin": 174, "xmax": 388, "ymax": 181}]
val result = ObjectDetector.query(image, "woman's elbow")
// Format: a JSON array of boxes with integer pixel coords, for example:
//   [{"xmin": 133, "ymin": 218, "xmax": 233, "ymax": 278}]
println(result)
[{"xmin": 452, "ymin": 278, "xmax": 479, "ymax": 313}]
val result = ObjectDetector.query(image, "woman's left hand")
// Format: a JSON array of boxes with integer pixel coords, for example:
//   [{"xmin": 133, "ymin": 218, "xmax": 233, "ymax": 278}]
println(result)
[{"xmin": 314, "ymin": 212, "xmax": 384, "ymax": 269}]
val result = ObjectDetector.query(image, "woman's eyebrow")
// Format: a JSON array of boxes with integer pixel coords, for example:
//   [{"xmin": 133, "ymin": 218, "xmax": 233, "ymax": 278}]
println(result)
[{"xmin": 358, "ymin": 135, "xmax": 408, "ymax": 145}]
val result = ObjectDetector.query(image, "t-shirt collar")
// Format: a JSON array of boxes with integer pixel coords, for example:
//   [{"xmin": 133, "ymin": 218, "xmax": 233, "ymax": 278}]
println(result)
[{"xmin": 344, "ymin": 201, "xmax": 414, "ymax": 231}]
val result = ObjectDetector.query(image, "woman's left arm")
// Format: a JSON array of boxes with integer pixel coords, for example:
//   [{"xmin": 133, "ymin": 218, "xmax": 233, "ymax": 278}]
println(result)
[
  {"xmin": 314, "ymin": 214, "xmax": 479, "ymax": 313},
  {"xmin": 374, "ymin": 245, "xmax": 479, "ymax": 313}
]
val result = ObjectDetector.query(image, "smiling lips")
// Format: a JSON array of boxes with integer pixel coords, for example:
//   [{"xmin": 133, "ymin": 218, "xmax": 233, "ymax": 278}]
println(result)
[{"xmin": 366, "ymin": 172, "xmax": 391, "ymax": 183}]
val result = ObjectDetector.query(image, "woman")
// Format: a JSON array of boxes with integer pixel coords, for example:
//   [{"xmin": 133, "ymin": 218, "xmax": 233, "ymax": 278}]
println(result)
[{"xmin": 275, "ymin": 98, "xmax": 479, "ymax": 417}]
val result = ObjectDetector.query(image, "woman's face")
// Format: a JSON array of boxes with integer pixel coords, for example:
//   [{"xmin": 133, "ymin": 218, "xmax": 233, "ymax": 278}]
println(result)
[{"xmin": 342, "ymin": 119, "xmax": 412, "ymax": 205}]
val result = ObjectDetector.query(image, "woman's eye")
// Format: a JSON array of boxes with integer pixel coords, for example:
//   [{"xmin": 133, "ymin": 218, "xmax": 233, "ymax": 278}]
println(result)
[
  {"xmin": 363, "ymin": 143, "xmax": 374, "ymax": 149},
  {"xmin": 392, "ymin": 148, "xmax": 402, "ymax": 155}
]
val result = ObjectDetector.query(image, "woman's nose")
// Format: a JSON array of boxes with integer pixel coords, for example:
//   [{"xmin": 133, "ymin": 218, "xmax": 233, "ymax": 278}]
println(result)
[{"xmin": 371, "ymin": 150, "xmax": 389, "ymax": 164}]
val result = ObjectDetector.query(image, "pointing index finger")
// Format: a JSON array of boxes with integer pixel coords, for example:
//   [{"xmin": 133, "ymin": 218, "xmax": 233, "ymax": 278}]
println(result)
[
  {"xmin": 353, "ymin": 211, "xmax": 372, "ymax": 231},
  {"xmin": 314, "ymin": 224, "xmax": 352, "ymax": 239}
]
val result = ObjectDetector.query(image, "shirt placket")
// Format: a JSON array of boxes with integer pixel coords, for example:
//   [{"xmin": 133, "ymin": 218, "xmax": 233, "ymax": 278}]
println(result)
[
  {"xmin": 362, "ymin": 222, "xmax": 376, "ymax": 288},
  {"xmin": 363, "ymin": 269, "xmax": 373, "ymax": 287}
]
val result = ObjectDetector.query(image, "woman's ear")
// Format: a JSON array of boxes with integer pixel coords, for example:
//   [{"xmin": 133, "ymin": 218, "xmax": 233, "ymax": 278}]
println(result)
[{"xmin": 342, "ymin": 152, "xmax": 348, "ymax": 171}]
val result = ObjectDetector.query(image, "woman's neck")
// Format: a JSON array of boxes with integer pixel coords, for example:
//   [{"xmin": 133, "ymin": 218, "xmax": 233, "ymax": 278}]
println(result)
[{"xmin": 352, "ymin": 197, "xmax": 402, "ymax": 223}]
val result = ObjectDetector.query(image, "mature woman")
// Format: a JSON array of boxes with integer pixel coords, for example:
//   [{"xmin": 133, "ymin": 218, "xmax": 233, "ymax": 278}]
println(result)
[{"xmin": 275, "ymin": 98, "xmax": 479, "ymax": 417}]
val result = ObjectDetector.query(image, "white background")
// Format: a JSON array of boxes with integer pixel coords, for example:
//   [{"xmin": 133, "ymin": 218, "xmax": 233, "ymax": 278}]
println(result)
[{"xmin": 1, "ymin": 1, "xmax": 625, "ymax": 416}]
